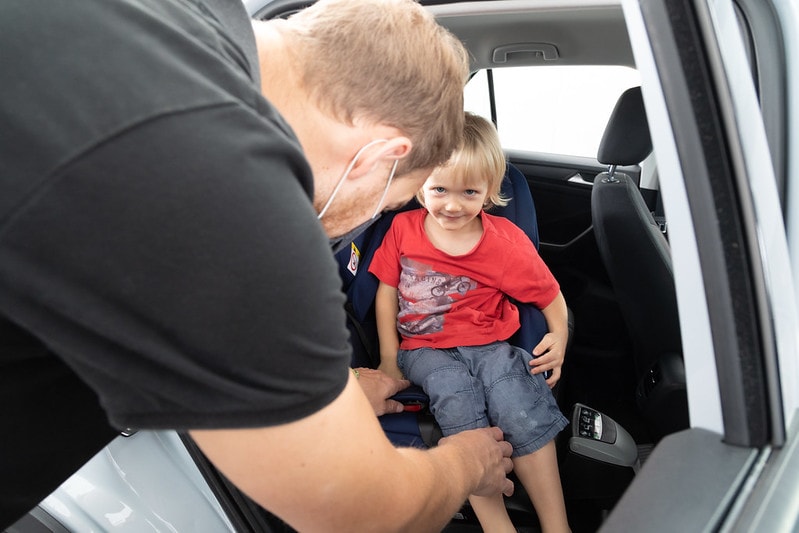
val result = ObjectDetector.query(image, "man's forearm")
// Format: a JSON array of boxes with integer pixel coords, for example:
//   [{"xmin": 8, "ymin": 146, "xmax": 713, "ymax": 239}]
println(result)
[
  {"xmin": 389, "ymin": 444, "xmax": 482, "ymax": 531},
  {"xmin": 368, "ymin": 427, "xmax": 514, "ymax": 531},
  {"xmin": 191, "ymin": 375, "xmax": 513, "ymax": 532}
]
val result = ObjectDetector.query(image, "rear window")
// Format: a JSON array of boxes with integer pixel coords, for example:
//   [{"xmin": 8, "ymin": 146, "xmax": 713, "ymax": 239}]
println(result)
[{"xmin": 465, "ymin": 66, "xmax": 641, "ymax": 158}]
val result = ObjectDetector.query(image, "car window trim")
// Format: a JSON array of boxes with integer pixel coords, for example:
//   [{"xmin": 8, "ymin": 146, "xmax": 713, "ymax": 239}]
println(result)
[{"xmin": 636, "ymin": 0, "xmax": 773, "ymax": 447}]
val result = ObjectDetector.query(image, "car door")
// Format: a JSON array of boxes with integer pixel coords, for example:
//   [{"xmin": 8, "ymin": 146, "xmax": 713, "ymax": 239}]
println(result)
[{"xmin": 600, "ymin": 0, "xmax": 799, "ymax": 530}]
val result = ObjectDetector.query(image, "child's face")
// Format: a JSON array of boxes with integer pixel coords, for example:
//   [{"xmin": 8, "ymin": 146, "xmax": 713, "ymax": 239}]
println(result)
[{"xmin": 421, "ymin": 164, "xmax": 489, "ymax": 233}]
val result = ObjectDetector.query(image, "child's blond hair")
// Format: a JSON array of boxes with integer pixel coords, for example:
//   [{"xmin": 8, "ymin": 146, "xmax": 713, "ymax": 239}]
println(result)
[
  {"xmin": 285, "ymin": 0, "xmax": 469, "ymax": 175},
  {"xmin": 418, "ymin": 112, "xmax": 508, "ymax": 209}
]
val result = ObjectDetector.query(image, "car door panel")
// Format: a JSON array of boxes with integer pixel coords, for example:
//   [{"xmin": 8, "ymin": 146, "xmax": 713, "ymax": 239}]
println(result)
[
  {"xmin": 507, "ymin": 150, "xmax": 641, "ymax": 253},
  {"xmin": 509, "ymin": 150, "xmax": 601, "ymax": 250},
  {"xmin": 599, "ymin": 428, "xmax": 758, "ymax": 532}
]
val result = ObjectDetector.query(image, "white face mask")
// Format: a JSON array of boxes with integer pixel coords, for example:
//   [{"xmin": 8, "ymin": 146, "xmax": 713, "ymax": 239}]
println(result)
[{"xmin": 317, "ymin": 139, "xmax": 399, "ymax": 221}]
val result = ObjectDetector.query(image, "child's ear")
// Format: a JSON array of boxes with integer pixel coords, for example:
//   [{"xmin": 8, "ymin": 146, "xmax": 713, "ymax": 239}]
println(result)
[{"xmin": 348, "ymin": 137, "xmax": 412, "ymax": 180}]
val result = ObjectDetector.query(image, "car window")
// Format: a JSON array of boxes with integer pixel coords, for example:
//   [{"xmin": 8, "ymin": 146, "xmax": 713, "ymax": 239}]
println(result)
[{"xmin": 465, "ymin": 66, "xmax": 641, "ymax": 158}]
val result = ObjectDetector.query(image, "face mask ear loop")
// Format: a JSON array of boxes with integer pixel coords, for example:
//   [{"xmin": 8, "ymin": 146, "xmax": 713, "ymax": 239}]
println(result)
[
  {"xmin": 317, "ymin": 139, "xmax": 388, "ymax": 220},
  {"xmin": 371, "ymin": 158, "xmax": 399, "ymax": 219}
]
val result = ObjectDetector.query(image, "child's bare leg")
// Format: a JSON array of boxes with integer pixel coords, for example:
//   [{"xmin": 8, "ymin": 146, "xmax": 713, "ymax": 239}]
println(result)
[
  {"xmin": 513, "ymin": 440, "xmax": 570, "ymax": 533},
  {"xmin": 468, "ymin": 494, "xmax": 516, "ymax": 533}
]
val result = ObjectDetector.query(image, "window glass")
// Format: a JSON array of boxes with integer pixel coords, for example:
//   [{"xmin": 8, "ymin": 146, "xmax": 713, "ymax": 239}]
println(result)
[{"xmin": 465, "ymin": 66, "xmax": 641, "ymax": 158}]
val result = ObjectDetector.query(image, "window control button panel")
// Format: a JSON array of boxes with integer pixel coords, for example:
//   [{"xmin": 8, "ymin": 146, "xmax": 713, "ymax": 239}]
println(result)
[{"xmin": 573, "ymin": 405, "xmax": 617, "ymax": 444}]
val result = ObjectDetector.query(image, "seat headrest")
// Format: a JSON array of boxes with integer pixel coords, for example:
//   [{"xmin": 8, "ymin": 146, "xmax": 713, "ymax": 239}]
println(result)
[{"xmin": 597, "ymin": 86, "xmax": 652, "ymax": 166}]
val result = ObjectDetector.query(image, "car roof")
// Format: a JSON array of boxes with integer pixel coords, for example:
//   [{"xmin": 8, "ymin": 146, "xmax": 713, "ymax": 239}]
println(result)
[
  {"xmin": 250, "ymin": 0, "xmax": 635, "ymax": 70},
  {"xmin": 427, "ymin": 0, "xmax": 634, "ymax": 70}
]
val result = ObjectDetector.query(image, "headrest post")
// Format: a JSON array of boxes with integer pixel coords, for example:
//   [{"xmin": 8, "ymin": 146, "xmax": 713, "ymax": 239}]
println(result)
[{"xmin": 605, "ymin": 164, "xmax": 618, "ymax": 183}]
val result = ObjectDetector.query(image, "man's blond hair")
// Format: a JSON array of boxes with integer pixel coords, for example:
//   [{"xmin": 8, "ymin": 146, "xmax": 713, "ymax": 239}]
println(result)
[{"xmin": 285, "ymin": 0, "xmax": 469, "ymax": 174}]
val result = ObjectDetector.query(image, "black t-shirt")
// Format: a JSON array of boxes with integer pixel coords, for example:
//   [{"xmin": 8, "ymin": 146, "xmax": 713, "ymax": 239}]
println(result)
[{"xmin": 0, "ymin": 0, "xmax": 350, "ymax": 525}]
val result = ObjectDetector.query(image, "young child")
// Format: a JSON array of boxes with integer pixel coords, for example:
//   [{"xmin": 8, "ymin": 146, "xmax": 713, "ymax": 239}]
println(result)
[{"xmin": 369, "ymin": 112, "xmax": 570, "ymax": 533}]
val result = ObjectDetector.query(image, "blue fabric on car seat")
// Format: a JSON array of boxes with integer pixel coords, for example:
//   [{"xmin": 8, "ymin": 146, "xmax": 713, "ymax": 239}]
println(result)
[
  {"xmin": 335, "ymin": 163, "xmax": 547, "ymax": 447},
  {"xmin": 337, "ymin": 209, "xmax": 411, "ymax": 368},
  {"xmin": 494, "ymin": 163, "xmax": 540, "ymax": 251}
]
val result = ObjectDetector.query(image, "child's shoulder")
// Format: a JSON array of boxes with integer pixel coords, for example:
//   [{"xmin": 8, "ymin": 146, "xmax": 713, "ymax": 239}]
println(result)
[{"xmin": 481, "ymin": 212, "xmax": 527, "ymax": 241}]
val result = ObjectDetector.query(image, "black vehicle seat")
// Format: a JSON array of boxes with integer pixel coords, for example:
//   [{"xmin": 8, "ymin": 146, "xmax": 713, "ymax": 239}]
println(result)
[{"xmin": 591, "ymin": 86, "xmax": 688, "ymax": 440}]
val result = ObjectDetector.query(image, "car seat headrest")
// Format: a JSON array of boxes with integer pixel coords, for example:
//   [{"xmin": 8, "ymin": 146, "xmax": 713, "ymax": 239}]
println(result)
[{"xmin": 597, "ymin": 86, "xmax": 652, "ymax": 166}]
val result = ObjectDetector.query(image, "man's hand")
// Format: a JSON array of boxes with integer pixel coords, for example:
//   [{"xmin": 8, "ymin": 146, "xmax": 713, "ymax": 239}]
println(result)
[
  {"xmin": 354, "ymin": 367, "xmax": 410, "ymax": 415},
  {"xmin": 437, "ymin": 427, "xmax": 515, "ymax": 498}
]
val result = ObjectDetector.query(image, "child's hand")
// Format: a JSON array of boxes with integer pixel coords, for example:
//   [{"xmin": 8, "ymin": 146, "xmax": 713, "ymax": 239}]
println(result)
[
  {"xmin": 378, "ymin": 361, "xmax": 406, "ymax": 381},
  {"xmin": 529, "ymin": 330, "xmax": 567, "ymax": 388}
]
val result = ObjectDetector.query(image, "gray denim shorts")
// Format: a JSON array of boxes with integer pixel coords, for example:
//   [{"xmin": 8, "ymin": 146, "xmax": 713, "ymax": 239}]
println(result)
[{"xmin": 398, "ymin": 341, "xmax": 568, "ymax": 457}]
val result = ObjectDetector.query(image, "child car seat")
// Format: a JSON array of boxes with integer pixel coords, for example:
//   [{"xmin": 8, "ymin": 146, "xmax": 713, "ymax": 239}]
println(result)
[{"xmin": 335, "ymin": 163, "xmax": 552, "ymax": 447}]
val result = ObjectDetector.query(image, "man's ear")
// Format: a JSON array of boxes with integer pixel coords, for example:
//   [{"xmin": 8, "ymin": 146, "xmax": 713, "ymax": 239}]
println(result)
[{"xmin": 348, "ymin": 137, "xmax": 412, "ymax": 180}]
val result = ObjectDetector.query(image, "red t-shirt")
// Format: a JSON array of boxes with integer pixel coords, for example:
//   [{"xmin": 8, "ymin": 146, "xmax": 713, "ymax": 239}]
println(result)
[{"xmin": 369, "ymin": 209, "xmax": 560, "ymax": 350}]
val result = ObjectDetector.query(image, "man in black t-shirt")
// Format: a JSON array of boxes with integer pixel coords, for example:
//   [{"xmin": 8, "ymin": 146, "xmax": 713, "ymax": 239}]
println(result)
[{"xmin": 0, "ymin": 0, "xmax": 514, "ymax": 530}]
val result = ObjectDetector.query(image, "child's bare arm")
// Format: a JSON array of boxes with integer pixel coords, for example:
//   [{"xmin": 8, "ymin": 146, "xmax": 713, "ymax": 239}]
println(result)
[
  {"xmin": 529, "ymin": 291, "xmax": 569, "ymax": 387},
  {"xmin": 375, "ymin": 281, "xmax": 404, "ymax": 380}
]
